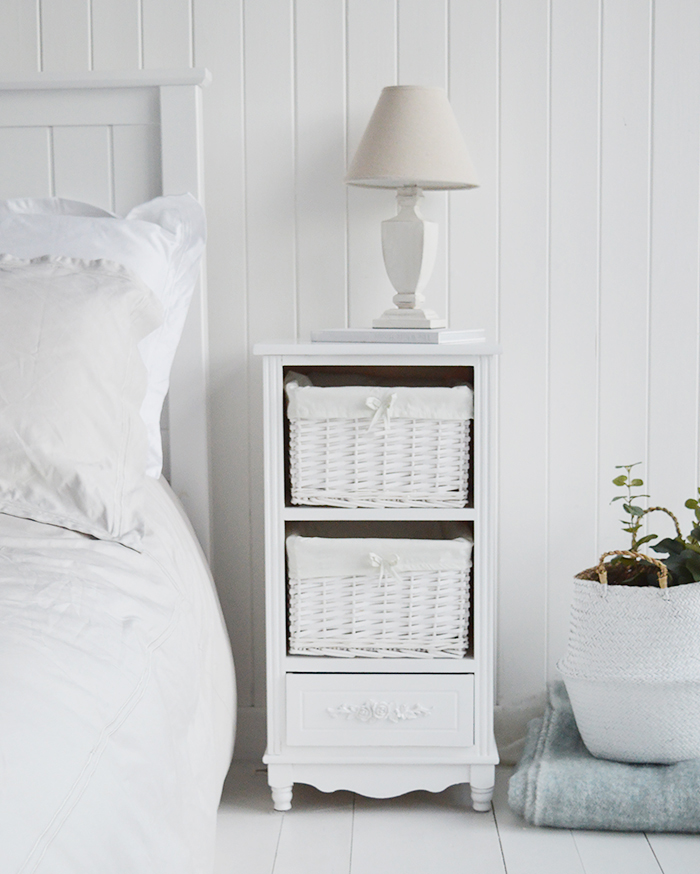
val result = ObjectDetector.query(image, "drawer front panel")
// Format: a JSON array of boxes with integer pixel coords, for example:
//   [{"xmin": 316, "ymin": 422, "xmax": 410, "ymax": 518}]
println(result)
[{"xmin": 286, "ymin": 674, "xmax": 474, "ymax": 747}]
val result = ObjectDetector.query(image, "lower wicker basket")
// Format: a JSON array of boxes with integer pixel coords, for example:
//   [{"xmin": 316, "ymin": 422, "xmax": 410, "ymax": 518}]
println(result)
[{"xmin": 286, "ymin": 535, "xmax": 472, "ymax": 658}]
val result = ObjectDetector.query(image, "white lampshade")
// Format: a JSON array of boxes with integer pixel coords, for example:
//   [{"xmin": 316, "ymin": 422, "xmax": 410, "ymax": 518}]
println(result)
[{"xmin": 345, "ymin": 85, "xmax": 478, "ymax": 190}]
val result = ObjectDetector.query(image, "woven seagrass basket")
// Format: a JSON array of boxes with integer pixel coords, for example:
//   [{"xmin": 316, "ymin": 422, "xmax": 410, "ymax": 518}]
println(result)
[
  {"xmin": 285, "ymin": 376, "xmax": 473, "ymax": 509},
  {"xmin": 559, "ymin": 550, "xmax": 700, "ymax": 763},
  {"xmin": 286, "ymin": 535, "xmax": 472, "ymax": 658}
]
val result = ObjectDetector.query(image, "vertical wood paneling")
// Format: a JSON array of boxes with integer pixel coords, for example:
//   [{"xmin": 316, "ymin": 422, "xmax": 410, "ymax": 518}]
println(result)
[
  {"xmin": 192, "ymin": 0, "xmax": 254, "ymax": 727},
  {"xmin": 244, "ymin": 0, "xmax": 297, "ymax": 711},
  {"xmin": 545, "ymin": 0, "xmax": 600, "ymax": 679},
  {"xmin": 40, "ymin": 0, "xmax": 90, "ymax": 71},
  {"xmin": 597, "ymin": 0, "xmax": 653, "ymax": 554},
  {"xmin": 497, "ymin": 0, "xmax": 550, "ymax": 705},
  {"xmin": 92, "ymin": 0, "xmax": 140, "ymax": 70},
  {"xmin": 142, "ymin": 0, "xmax": 192, "ymax": 68},
  {"xmin": 53, "ymin": 125, "xmax": 112, "ymax": 209},
  {"xmin": 0, "ymin": 128, "xmax": 52, "ymax": 198},
  {"xmin": 295, "ymin": 0, "xmax": 348, "ymax": 337},
  {"xmin": 397, "ymin": 0, "xmax": 450, "ymax": 326},
  {"xmin": 0, "ymin": 1, "xmax": 40, "ymax": 73},
  {"xmin": 346, "ymin": 0, "xmax": 397, "ymax": 328},
  {"xmin": 647, "ymin": 0, "xmax": 700, "ymax": 521},
  {"xmin": 448, "ymin": 0, "xmax": 499, "ymax": 339}
]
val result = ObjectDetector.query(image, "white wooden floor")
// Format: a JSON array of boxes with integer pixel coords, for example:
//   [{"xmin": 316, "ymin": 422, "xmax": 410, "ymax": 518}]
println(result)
[{"xmin": 215, "ymin": 765, "xmax": 700, "ymax": 874}]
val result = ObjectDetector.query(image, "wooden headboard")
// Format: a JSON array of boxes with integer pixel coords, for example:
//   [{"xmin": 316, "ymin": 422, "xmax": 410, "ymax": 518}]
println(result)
[{"xmin": 0, "ymin": 70, "xmax": 212, "ymax": 557}]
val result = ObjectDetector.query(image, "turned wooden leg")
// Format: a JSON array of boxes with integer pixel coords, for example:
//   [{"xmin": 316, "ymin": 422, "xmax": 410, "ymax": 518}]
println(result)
[
  {"xmin": 470, "ymin": 764, "xmax": 495, "ymax": 812},
  {"xmin": 271, "ymin": 784, "xmax": 293, "ymax": 811}
]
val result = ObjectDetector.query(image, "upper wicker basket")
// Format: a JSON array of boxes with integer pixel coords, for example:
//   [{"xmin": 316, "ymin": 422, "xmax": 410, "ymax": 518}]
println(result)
[{"xmin": 285, "ymin": 374, "xmax": 473, "ymax": 509}]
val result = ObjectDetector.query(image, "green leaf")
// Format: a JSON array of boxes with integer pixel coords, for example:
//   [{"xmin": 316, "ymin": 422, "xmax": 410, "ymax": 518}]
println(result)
[
  {"xmin": 691, "ymin": 526, "xmax": 700, "ymax": 540},
  {"xmin": 651, "ymin": 538, "xmax": 683, "ymax": 555},
  {"xmin": 611, "ymin": 496, "xmax": 627, "ymax": 502},
  {"xmin": 623, "ymin": 504, "xmax": 645, "ymax": 517},
  {"xmin": 635, "ymin": 533, "xmax": 657, "ymax": 547},
  {"xmin": 612, "ymin": 475, "xmax": 628, "ymax": 486},
  {"xmin": 630, "ymin": 478, "xmax": 644, "ymax": 487},
  {"xmin": 685, "ymin": 499, "xmax": 699, "ymax": 509}
]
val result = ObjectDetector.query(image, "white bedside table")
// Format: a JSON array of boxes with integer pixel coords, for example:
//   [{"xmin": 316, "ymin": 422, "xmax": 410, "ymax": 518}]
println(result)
[{"xmin": 253, "ymin": 340, "xmax": 499, "ymax": 812}]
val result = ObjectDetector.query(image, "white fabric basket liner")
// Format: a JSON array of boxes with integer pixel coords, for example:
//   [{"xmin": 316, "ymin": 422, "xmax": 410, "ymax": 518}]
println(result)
[
  {"xmin": 285, "ymin": 378, "xmax": 473, "ymax": 423},
  {"xmin": 286, "ymin": 535, "xmax": 472, "ymax": 580}
]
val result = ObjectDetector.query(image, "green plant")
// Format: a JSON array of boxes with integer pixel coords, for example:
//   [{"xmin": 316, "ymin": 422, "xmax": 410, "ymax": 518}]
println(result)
[
  {"xmin": 577, "ymin": 462, "xmax": 700, "ymax": 586},
  {"xmin": 611, "ymin": 463, "xmax": 655, "ymax": 551},
  {"xmin": 607, "ymin": 464, "xmax": 700, "ymax": 586},
  {"xmin": 649, "ymin": 489, "xmax": 700, "ymax": 585}
]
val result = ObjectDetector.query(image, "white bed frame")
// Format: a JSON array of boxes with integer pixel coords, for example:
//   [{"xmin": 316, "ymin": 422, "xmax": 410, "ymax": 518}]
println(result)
[{"xmin": 0, "ymin": 70, "xmax": 211, "ymax": 556}]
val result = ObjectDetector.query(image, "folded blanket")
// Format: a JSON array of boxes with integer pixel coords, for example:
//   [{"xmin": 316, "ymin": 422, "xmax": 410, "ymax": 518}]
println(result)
[{"xmin": 508, "ymin": 681, "xmax": 700, "ymax": 831}]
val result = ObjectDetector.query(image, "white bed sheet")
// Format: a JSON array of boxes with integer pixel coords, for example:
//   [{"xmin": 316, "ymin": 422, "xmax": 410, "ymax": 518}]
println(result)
[{"xmin": 0, "ymin": 477, "xmax": 235, "ymax": 874}]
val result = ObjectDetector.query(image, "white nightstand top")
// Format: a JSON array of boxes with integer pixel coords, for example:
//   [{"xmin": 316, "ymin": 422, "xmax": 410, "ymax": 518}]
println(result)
[{"xmin": 253, "ymin": 339, "xmax": 501, "ymax": 357}]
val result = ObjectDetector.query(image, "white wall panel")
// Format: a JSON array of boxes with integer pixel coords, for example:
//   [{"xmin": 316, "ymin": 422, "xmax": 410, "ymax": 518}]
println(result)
[
  {"xmin": 397, "ymin": 0, "xmax": 449, "ymax": 325},
  {"xmin": 92, "ymin": 0, "xmax": 140, "ymax": 70},
  {"xmin": 596, "ymin": 0, "xmax": 653, "ymax": 555},
  {"xmin": 142, "ymin": 0, "xmax": 192, "ymax": 69},
  {"xmin": 647, "ymin": 0, "xmax": 700, "ymax": 520},
  {"xmin": 496, "ymin": 0, "xmax": 550, "ymax": 705},
  {"xmin": 545, "ymin": 0, "xmax": 600, "ymax": 680},
  {"xmin": 4, "ymin": 0, "xmax": 700, "ymax": 762},
  {"xmin": 346, "ymin": 0, "xmax": 397, "ymax": 328},
  {"xmin": 52, "ymin": 125, "xmax": 112, "ymax": 209},
  {"xmin": 192, "ymin": 0, "xmax": 257, "ymax": 735},
  {"xmin": 0, "ymin": 1, "xmax": 39, "ymax": 74},
  {"xmin": 448, "ymin": 0, "xmax": 499, "ymax": 339},
  {"xmin": 243, "ymin": 0, "xmax": 297, "ymax": 711},
  {"xmin": 40, "ymin": 0, "xmax": 90, "ymax": 72},
  {"xmin": 295, "ymin": 0, "xmax": 348, "ymax": 337}
]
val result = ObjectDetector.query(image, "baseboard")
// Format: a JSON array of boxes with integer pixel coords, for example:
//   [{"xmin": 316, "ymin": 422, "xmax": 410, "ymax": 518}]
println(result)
[
  {"xmin": 233, "ymin": 706, "xmax": 267, "ymax": 762},
  {"xmin": 494, "ymin": 692, "xmax": 546, "ymax": 765}
]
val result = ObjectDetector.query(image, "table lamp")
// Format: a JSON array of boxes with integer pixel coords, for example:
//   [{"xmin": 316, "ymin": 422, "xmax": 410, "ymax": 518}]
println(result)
[{"xmin": 345, "ymin": 85, "xmax": 478, "ymax": 329}]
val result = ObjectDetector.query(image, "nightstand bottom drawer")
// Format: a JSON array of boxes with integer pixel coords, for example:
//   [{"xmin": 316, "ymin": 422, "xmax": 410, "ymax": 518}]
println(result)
[{"xmin": 286, "ymin": 673, "xmax": 474, "ymax": 747}]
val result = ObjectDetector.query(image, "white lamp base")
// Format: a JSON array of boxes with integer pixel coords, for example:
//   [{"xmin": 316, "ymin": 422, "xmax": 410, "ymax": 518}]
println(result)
[
  {"xmin": 372, "ymin": 307, "xmax": 447, "ymax": 329},
  {"xmin": 377, "ymin": 188, "xmax": 446, "ymax": 328}
]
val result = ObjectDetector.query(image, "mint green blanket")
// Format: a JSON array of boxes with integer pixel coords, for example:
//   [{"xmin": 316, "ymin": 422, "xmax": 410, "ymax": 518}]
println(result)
[{"xmin": 508, "ymin": 682, "xmax": 700, "ymax": 831}]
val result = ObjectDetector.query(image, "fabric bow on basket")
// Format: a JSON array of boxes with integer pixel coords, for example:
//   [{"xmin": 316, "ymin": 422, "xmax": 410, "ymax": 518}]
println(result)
[
  {"xmin": 366, "ymin": 392, "xmax": 397, "ymax": 431},
  {"xmin": 368, "ymin": 552, "xmax": 401, "ymax": 582}
]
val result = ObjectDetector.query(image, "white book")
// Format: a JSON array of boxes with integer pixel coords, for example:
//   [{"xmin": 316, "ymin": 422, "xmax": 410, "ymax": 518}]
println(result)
[{"xmin": 311, "ymin": 327, "xmax": 486, "ymax": 344}]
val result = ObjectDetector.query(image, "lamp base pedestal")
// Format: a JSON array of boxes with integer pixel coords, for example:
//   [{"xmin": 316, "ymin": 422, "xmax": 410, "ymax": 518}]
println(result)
[{"xmin": 372, "ymin": 307, "xmax": 447, "ymax": 329}]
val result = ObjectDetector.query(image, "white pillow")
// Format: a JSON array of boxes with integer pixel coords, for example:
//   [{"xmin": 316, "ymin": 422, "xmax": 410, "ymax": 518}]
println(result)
[
  {"xmin": 0, "ymin": 256, "xmax": 162, "ymax": 548},
  {"xmin": 0, "ymin": 195, "xmax": 206, "ymax": 478}
]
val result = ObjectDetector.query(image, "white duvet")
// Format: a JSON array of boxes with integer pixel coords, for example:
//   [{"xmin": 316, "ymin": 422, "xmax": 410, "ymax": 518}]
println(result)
[{"xmin": 0, "ymin": 477, "xmax": 235, "ymax": 874}]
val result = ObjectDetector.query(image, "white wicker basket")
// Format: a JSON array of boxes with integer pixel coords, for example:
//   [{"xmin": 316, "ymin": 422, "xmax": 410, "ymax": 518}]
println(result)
[
  {"xmin": 286, "ymin": 535, "xmax": 472, "ymax": 658},
  {"xmin": 285, "ymin": 376, "xmax": 473, "ymax": 508}
]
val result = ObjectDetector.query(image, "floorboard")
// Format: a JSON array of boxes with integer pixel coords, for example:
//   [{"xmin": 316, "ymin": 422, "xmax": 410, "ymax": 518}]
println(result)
[
  {"xmin": 645, "ymin": 833, "xmax": 700, "ymax": 874},
  {"xmin": 273, "ymin": 783, "xmax": 354, "ymax": 874},
  {"xmin": 571, "ymin": 831, "xmax": 662, "ymax": 874},
  {"xmin": 215, "ymin": 766, "xmax": 284, "ymax": 874},
  {"xmin": 351, "ymin": 786, "xmax": 506, "ymax": 874},
  {"xmin": 490, "ymin": 770, "xmax": 586, "ymax": 874},
  {"xmin": 216, "ymin": 764, "xmax": 700, "ymax": 874}
]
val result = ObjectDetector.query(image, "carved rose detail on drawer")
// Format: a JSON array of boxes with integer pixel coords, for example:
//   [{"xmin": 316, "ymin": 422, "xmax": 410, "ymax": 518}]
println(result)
[{"xmin": 327, "ymin": 699, "xmax": 432, "ymax": 723}]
